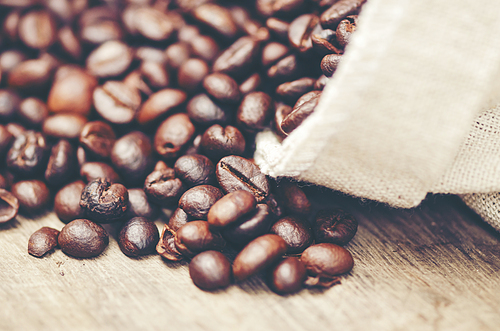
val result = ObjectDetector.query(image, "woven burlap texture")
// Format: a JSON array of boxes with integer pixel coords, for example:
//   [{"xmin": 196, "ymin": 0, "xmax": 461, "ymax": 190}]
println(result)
[{"xmin": 254, "ymin": 0, "xmax": 500, "ymax": 230}]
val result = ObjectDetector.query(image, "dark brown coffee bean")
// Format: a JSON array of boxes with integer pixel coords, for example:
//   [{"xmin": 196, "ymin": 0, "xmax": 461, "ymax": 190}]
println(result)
[
  {"xmin": 174, "ymin": 155, "xmax": 215, "ymax": 187},
  {"xmin": 18, "ymin": 98, "xmax": 48, "ymax": 128},
  {"xmin": 6, "ymin": 131, "xmax": 50, "ymax": 177},
  {"xmin": 3, "ymin": 10, "xmax": 21, "ymax": 42},
  {"xmin": 86, "ymin": 40, "xmax": 133, "ymax": 78},
  {"xmin": 79, "ymin": 121, "xmax": 116, "ymax": 159},
  {"xmin": 93, "ymin": 81, "xmax": 141, "ymax": 125},
  {"xmin": 207, "ymin": 190, "xmax": 256, "ymax": 228},
  {"xmin": 80, "ymin": 162, "xmax": 121, "ymax": 184},
  {"xmin": 314, "ymin": 209, "xmax": 358, "ymax": 246},
  {"xmin": 233, "ymin": 234, "xmax": 287, "ymax": 282},
  {"xmin": 47, "ymin": 66, "xmax": 98, "ymax": 116},
  {"xmin": 157, "ymin": 224, "xmax": 183, "ymax": 261},
  {"xmin": 118, "ymin": 217, "xmax": 159, "ymax": 257},
  {"xmin": 314, "ymin": 75, "xmax": 330, "ymax": 90},
  {"xmin": 133, "ymin": 7, "xmax": 174, "ymax": 41},
  {"xmin": 336, "ymin": 15, "xmax": 358, "ymax": 48},
  {"xmin": 54, "ymin": 180, "xmax": 86, "ymax": 223},
  {"xmin": 239, "ymin": 73, "xmax": 262, "ymax": 95},
  {"xmin": 203, "ymin": 73, "xmax": 241, "ymax": 104},
  {"xmin": 8, "ymin": 55, "xmax": 57, "ymax": 90},
  {"xmin": 320, "ymin": 53, "xmax": 342, "ymax": 77},
  {"xmin": 178, "ymin": 185, "xmax": 223, "ymax": 220},
  {"xmin": 11, "ymin": 180, "xmax": 50, "ymax": 213},
  {"xmin": 174, "ymin": 220, "xmax": 225, "ymax": 258},
  {"xmin": 288, "ymin": 14, "xmax": 322, "ymax": 53},
  {"xmin": 237, "ymin": 92, "xmax": 274, "ymax": 133},
  {"xmin": 177, "ymin": 58, "xmax": 209, "ymax": 92},
  {"xmin": 189, "ymin": 250, "xmax": 232, "ymax": 291},
  {"xmin": 58, "ymin": 26, "xmax": 82, "ymax": 60},
  {"xmin": 201, "ymin": 124, "xmax": 246, "ymax": 160},
  {"xmin": 311, "ymin": 29, "xmax": 343, "ymax": 55},
  {"xmin": 80, "ymin": 178, "xmax": 128, "ymax": 223},
  {"xmin": 0, "ymin": 188, "xmax": 19, "ymax": 223},
  {"xmin": 0, "ymin": 124, "xmax": 14, "ymax": 158},
  {"xmin": 137, "ymin": 89, "xmax": 187, "ymax": 125},
  {"xmin": 262, "ymin": 42, "xmax": 289, "ymax": 67},
  {"xmin": 126, "ymin": 188, "xmax": 160, "ymax": 220},
  {"xmin": 187, "ymin": 94, "xmax": 231, "ymax": 127},
  {"xmin": 281, "ymin": 90, "xmax": 322, "ymax": 134},
  {"xmin": 192, "ymin": 3, "xmax": 238, "ymax": 39},
  {"xmin": 269, "ymin": 257, "xmax": 307, "ymax": 294},
  {"xmin": 18, "ymin": 10, "xmax": 57, "ymax": 49},
  {"xmin": 213, "ymin": 36, "xmax": 260, "ymax": 77},
  {"xmin": 140, "ymin": 61, "xmax": 169, "ymax": 90},
  {"xmin": 58, "ymin": 219, "xmax": 109, "ymax": 258},
  {"xmin": 154, "ymin": 113, "xmax": 195, "ymax": 159},
  {"xmin": 0, "ymin": 89, "xmax": 20, "ymax": 121},
  {"xmin": 274, "ymin": 103, "xmax": 293, "ymax": 138},
  {"xmin": 168, "ymin": 208, "xmax": 189, "ymax": 231},
  {"xmin": 42, "ymin": 113, "xmax": 87, "ymax": 140},
  {"xmin": 276, "ymin": 180, "xmax": 311, "ymax": 215},
  {"xmin": 276, "ymin": 77, "xmax": 316, "ymax": 102},
  {"xmin": 271, "ymin": 216, "xmax": 313, "ymax": 254},
  {"xmin": 267, "ymin": 54, "xmax": 299, "ymax": 81},
  {"xmin": 111, "ymin": 131, "xmax": 154, "ymax": 187},
  {"xmin": 144, "ymin": 169, "xmax": 186, "ymax": 206},
  {"xmin": 28, "ymin": 227, "xmax": 60, "ymax": 258},
  {"xmin": 320, "ymin": 0, "xmax": 365, "ymax": 29},
  {"xmin": 0, "ymin": 51, "xmax": 26, "ymax": 76},
  {"xmin": 165, "ymin": 42, "xmax": 191, "ymax": 70},
  {"xmin": 266, "ymin": 17, "xmax": 290, "ymax": 40},
  {"xmin": 257, "ymin": 0, "xmax": 306, "ymax": 17},
  {"xmin": 189, "ymin": 35, "xmax": 220, "ymax": 63},
  {"xmin": 216, "ymin": 155, "xmax": 270, "ymax": 202},
  {"xmin": 45, "ymin": 139, "xmax": 77, "ymax": 187}
]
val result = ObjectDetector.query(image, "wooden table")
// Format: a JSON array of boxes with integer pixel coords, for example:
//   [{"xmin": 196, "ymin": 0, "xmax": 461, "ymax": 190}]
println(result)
[{"xmin": 1, "ymin": 189, "xmax": 499, "ymax": 331}]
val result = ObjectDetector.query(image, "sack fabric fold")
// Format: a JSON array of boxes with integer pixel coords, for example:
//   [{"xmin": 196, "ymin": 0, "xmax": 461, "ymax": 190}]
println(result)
[{"xmin": 254, "ymin": 0, "xmax": 500, "ymax": 230}]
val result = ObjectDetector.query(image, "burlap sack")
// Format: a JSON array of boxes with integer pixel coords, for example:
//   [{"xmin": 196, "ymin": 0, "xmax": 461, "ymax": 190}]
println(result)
[{"xmin": 254, "ymin": 0, "xmax": 500, "ymax": 231}]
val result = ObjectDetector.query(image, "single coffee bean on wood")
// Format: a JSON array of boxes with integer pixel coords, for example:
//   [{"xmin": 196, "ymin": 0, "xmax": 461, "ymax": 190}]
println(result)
[
  {"xmin": 54, "ymin": 181, "xmax": 86, "ymax": 223},
  {"xmin": 0, "ymin": 188, "xmax": 19, "ymax": 223},
  {"xmin": 58, "ymin": 219, "xmax": 109, "ymax": 258},
  {"xmin": 314, "ymin": 209, "xmax": 358, "ymax": 246},
  {"xmin": 118, "ymin": 217, "xmax": 159, "ymax": 257},
  {"xmin": 11, "ymin": 180, "xmax": 50, "ymax": 213},
  {"xmin": 28, "ymin": 227, "xmax": 60, "ymax": 258},
  {"xmin": 80, "ymin": 178, "xmax": 129, "ymax": 223},
  {"xmin": 269, "ymin": 257, "xmax": 307, "ymax": 295},
  {"xmin": 270, "ymin": 216, "xmax": 313, "ymax": 254},
  {"xmin": 6, "ymin": 130, "xmax": 50, "ymax": 177},
  {"xmin": 189, "ymin": 250, "xmax": 232, "ymax": 291},
  {"xmin": 207, "ymin": 190, "xmax": 257, "ymax": 228},
  {"xmin": 45, "ymin": 139, "xmax": 77, "ymax": 187},
  {"xmin": 144, "ymin": 169, "xmax": 186, "ymax": 206}
]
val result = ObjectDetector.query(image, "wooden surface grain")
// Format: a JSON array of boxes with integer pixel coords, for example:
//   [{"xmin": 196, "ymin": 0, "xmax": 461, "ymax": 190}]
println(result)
[{"xmin": 1, "ymin": 189, "xmax": 499, "ymax": 331}]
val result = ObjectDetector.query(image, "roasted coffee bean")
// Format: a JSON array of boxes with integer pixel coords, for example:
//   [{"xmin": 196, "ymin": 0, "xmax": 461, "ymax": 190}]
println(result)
[
  {"xmin": 233, "ymin": 234, "xmax": 287, "ymax": 282},
  {"xmin": 111, "ymin": 131, "xmax": 154, "ymax": 187},
  {"xmin": 80, "ymin": 178, "xmax": 128, "ymax": 223},
  {"xmin": 213, "ymin": 36, "xmax": 260, "ymax": 77},
  {"xmin": 3, "ymin": 10, "xmax": 21, "ymax": 42},
  {"xmin": 178, "ymin": 185, "xmax": 223, "ymax": 220},
  {"xmin": 126, "ymin": 188, "xmax": 160, "ymax": 220},
  {"xmin": 216, "ymin": 155, "xmax": 270, "ymax": 202},
  {"xmin": 177, "ymin": 58, "xmax": 209, "ymax": 92},
  {"xmin": 189, "ymin": 250, "xmax": 232, "ymax": 291},
  {"xmin": 54, "ymin": 180, "xmax": 86, "ymax": 223},
  {"xmin": 140, "ymin": 61, "xmax": 169, "ymax": 90},
  {"xmin": 58, "ymin": 219, "xmax": 109, "ymax": 258},
  {"xmin": 0, "ymin": 174, "xmax": 9, "ymax": 190},
  {"xmin": 135, "ymin": 47, "xmax": 166, "ymax": 63},
  {"xmin": 174, "ymin": 220, "xmax": 225, "ymax": 258},
  {"xmin": 123, "ymin": 70, "xmax": 153, "ymax": 96},
  {"xmin": 336, "ymin": 16, "xmax": 358, "ymax": 48},
  {"xmin": 28, "ymin": 227, "xmax": 60, "ymax": 257},
  {"xmin": 42, "ymin": 113, "xmax": 87, "ymax": 140},
  {"xmin": 93, "ymin": 81, "xmax": 141, "ymax": 125},
  {"xmin": 320, "ymin": 54, "xmax": 342, "ymax": 77},
  {"xmin": 18, "ymin": 98, "xmax": 48, "ymax": 128},
  {"xmin": 86, "ymin": 40, "xmax": 133, "ymax": 78},
  {"xmin": 80, "ymin": 162, "xmax": 121, "ymax": 184},
  {"xmin": 136, "ymin": 89, "xmax": 187, "ymax": 125},
  {"xmin": 266, "ymin": 17, "xmax": 290, "ymax": 40},
  {"xmin": 269, "ymin": 257, "xmax": 307, "ymax": 294},
  {"xmin": 207, "ymin": 190, "xmax": 256, "ymax": 228},
  {"xmin": 144, "ymin": 169, "xmax": 186, "ymax": 206},
  {"xmin": 154, "ymin": 113, "xmax": 195, "ymax": 159},
  {"xmin": 320, "ymin": 0, "xmax": 365, "ymax": 30},
  {"xmin": 18, "ymin": 10, "xmax": 57, "ymax": 50},
  {"xmin": 5, "ymin": 123, "xmax": 26, "ymax": 138},
  {"xmin": 7, "ymin": 131, "xmax": 50, "ymax": 177},
  {"xmin": 237, "ymin": 92, "xmax": 274, "ymax": 133},
  {"xmin": 203, "ymin": 73, "xmax": 241, "ymax": 104},
  {"xmin": 288, "ymin": 14, "xmax": 322, "ymax": 53},
  {"xmin": 221, "ymin": 203, "xmax": 273, "ymax": 247},
  {"xmin": 311, "ymin": 29, "xmax": 342, "ymax": 55},
  {"xmin": 192, "ymin": 3, "xmax": 238, "ymax": 39},
  {"xmin": 239, "ymin": 73, "xmax": 262, "ymax": 95},
  {"xmin": 0, "ymin": 188, "xmax": 19, "ymax": 223},
  {"xmin": 157, "ymin": 224, "xmax": 183, "ymax": 261},
  {"xmin": 80, "ymin": 18, "xmax": 123, "ymax": 45},
  {"xmin": 174, "ymin": 154, "xmax": 215, "ymax": 187},
  {"xmin": 45, "ymin": 139, "xmax": 76, "ymax": 187},
  {"xmin": 201, "ymin": 125, "xmax": 246, "ymax": 160},
  {"xmin": 281, "ymin": 90, "xmax": 322, "ymax": 134},
  {"xmin": 276, "ymin": 77, "xmax": 316, "ymax": 102},
  {"xmin": 190, "ymin": 35, "xmax": 220, "ymax": 63},
  {"xmin": 314, "ymin": 209, "xmax": 358, "ymax": 246},
  {"xmin": 0, "ymin": 125, "xmax": 14, "ymax": 157},
  {"xmin": 58, "ymin": 26, "xmax": 82, "ymax": 60},
  {"xmin": 230, "ymin": 6, "xmax": 262, "ymax": 37},
  {"xmin": 261, "ymin": 42, "xmax": 289, "ymax": 67},
  {"xmin": 0, "ymin": 50, "xmax": 26, "ymax": 76},
  {"xmin": 118, "ymin": 217, "xmax": 159, "ymax": 257},
  {"xmin": 276, "ymin": 180, "xmax": 311, "ymax": 215},
  {"xmin": 0, "ymin": 89, "xmax": 20, "ymax": 121},
  {"xmin": 267, "ymin": 54, "xmax": 299, "ymax": 81},
  {"xmin": 314, "ymin": 75, "xmax": 330, "ymax": 90},
  {"xmin": 11, "ymin": 180, "xmax": 50, "ymax": 213},
  {"xmin": 79, "ymin": 121, "xmax": 116, "ymax": 159},
  {"xmin": 133, "ymin": 7, "xmax": 174, "ymax": 41},
  {"xmin": 154, "ymin": 160, "xmax": 171, "ymax": 172},
  {"xmin": 47, "ymin": 66, "xmax": 97, "ymax": 116},
  {"xmin": 271, "ymin": 216, "xmax": 313, "ymax": 254},
  {"xmin": 274, "ymin": 103, "xmax": 293, "ymax": 138},
  {"xmin": 187, "ymin": 94, "xmax": 232, "ymax": 128},
  {"xmin": 168, "ymin": 208, "xmax": 189, "ymax": 231},
  {"xmin": 165, "ymin": 42, "xmax": 191, "ymax": 70},
  {"xmin": 8, "ymin": 55, "xmax": 57, "ymax": 90}
]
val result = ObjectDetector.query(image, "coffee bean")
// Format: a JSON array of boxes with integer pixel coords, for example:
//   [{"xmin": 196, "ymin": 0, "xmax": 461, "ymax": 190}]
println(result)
[
  {"xmin": 189, "ymin": 250, "xmax": 232, "ymax": 291},
  {"xmin": 267, "ymin": 54, "xmax": 299, "ymax": 81},
  {"xmin": 80, "ymin": 178, "xmax": 128, "ymax": 223},
  {"xmin": 57, "ymin": 26, "xmax": 82, "ymax": 60},
  {"xmin": 93, "ymin": 81, "xmax": 141, "ymax": 125},
  {"xmin": 207, "ymin": 190, "xmax": 256, "ymax": 228},
  {"xmin": 8, "ymin": 55, "xmax": 57, "ymax": 91},
  {"xmin": 216, "ymin": 155, "xmax": 270, "ymax": 202},
  {"xmin": 232, "ymin": 234, "xmax": 287, "ymax": 282},
  {"xmin": 266, "ymin": 17, "xmax": 290, "ymax": 40},
  {"xmin": 320, "ymin": 0, "xmax": 365, "ymax": 30},
  {"xmin": 187, "ymin": 94, "xmax": 231, "ymax": 127},
  {"xmin": 18, "ymin": 10, "xmax": 57, "ymax": 50},
  {"xmin": 54, "ymin": 180, "xmax": 86, "ymax": 223},
  {"xmin": 230, "ymin": 6, "xmax": 262, "ymax": 37},
  {"xmin": 0, "ymin": 124, "xmax": 14, "ymax": 158},
  {"xmin": 190, "ymin": 35, "xmax": 220, "ymax": 63},
  {"xmin": 18, "ymin": 98, "xmax": 48, "ymax": 128},
  {"xmin": 111, "ymin": 131, "xmax": 154, "ymax": 187},
  {"xmin": 28, "ymin": 227, "xmax": 60, "ymax": 257},
  {"xmin": 269, "ymin": 257, "xmax": 307, "ymax": 294},
  {"xmin": 177, "ymin": 58, "xmax": 209, "ymax": 92},
  {"xmin": 135, "ymin": 47, "xmax": 166, "ymax": 63},
  {"xmin": 281, "ymin": 90, "xmax": 322, "ymax": 134},
  {"xmin": 320, "ymin": 53, "xmax": 342, "ymax": 77},
  {"xmin": 58, "ymin": 219, "xmax": 109, "ymax": 258},
  {"xmin": 256, "ymin": 0, "xmax": 306, "ymax": 17},
  {"xmin": 80, "ymin": 162, "xmax": 121, "ymax": 184},
  {"xmin": 86, "ymin": 40, "xmax": 133, "ymax": 78},
  {"xmin": 42, "ymin": 113, "xmax": 87, "ymax": 140},
  {"xmin": 237, "ymin": 92, "xmax": 274, "ymax": 133},
  {"xmin": 270, "ymin": 216, "xmax": 313, "ymax": 254},
  {"xmin": 239, "ymin": 73, "xmax": 262, "ymax": 95},
  {"xmin": 0, "ymin": 89, "xmax": 20, "ymax": 121},
  {"xmin": 136, "ymin": 89, "xmax": 187, "ymax": 125},
  {"xmin": 192, "ymin": 3, "xmax": 238, "ymax": 39},
  {"xmin": 314, "ymin": 75, "xmax": 330, "ymax": 90},
  {"xmin": 79, "ymin": 121, "xmax": 116, "ymax": 159},
  {"xmin": 154, "ymin": 113, "xmax": 195, "ymax": 160},
  {"xmin": 200, "ymin": 125, "xmax": 246, "ymax": 161},
  {"xmin": 44, "ymin": 139, "xmax": 77, "ymax": 187},
  {"xmin": 123, "ymin": 70, "xmax": 153, "ymax": 96},
  {"xmin": 154, "ymin": 160, "xmax": 170, "ymax": 172},
  {"xmin": 165, "ymin": 42, "xmax": 191, "ymax": 70},
  {"xmin": 118, "ymin": 217, "xmax": 159, "ymax": 257},
  {"xmin": 276, "ymin": 77, "xmax": 316, "ymax": 102},
  {"xmin": 174, "ymin": 154, "xmax": 215, "ymax": 187},
  {"xmin": 288, "ymin": 14, "xmax": 322, "ymax": 53},
  {"xmin": 0, "ymin": 50, "xmax": 26, "ymax": 76},
  {"xmin": 11, "ymin": 180, "xmax": 50, "ymax": 213},
  {"xmin": 311, "ymin": 29, "xmax": 343, "ymax": 55},
  {"xmin": 168, "ymin": 208, "xmax": 189, "ymax": 231},
  {"xmin": 213, "ymin": 36, "xmax": 260, "ymax": 77},
  {"xmin": 203, "ymin": 73, "xmax": 241, "ymax": 104},
  {"xmin": 178, "ymin": 185, "xmax": 223, "ymax": 220},
  {"xmin": 261, "ymin": 42, "xmax": 289, "ymax": 67},
  {"xmin": 144, "ymin": 169, "xmax": 186, "ymax": 206},
  {"xmin": 274, "ymin": 103, "xmax": 293, "ymax": 138},
  {"xmin": 336, "ymin": 15, "xmax": 358, "ymax": 48},
  {"xmin": 174, "ymin": 220, "xmax": 225, "ymax": 258},
  {"xmin": 157, "ymin": 224, "xmax": 183, "ymax": 261},
  {"xmin": 140, "ymin": 61, "xmax": 170, "ymax": 90},
  {"xmin": 0, "ymin": 188, "xmax": 19, "ymax": 223},
  {"xmin": 276, "ymin": 180, "xmax": 311, "ymax": 215},
  {"xmin": 126, "ymin": 188, "xmax": 160, "ymax": 220},
  {"xmin": 3, "ymin": 10, "xmax": 21, "ymax": 42},
  {"xmin": 7, "ymin": 131, "xmax": 50, "ymax": 177},
  {"xmin": 5, "ymin": 123, "xmax": 26, "ymax": 138},
  {"xmin": 133, "ymin": 7, "xmax": 174, "ymax": 41},
  {"xmin": 80, "ymin": 19, "xmax": 123, "ymax": 45},
  {"xmin": 314, "ymin": 209, "xmax": 358, "ymax": 246}
]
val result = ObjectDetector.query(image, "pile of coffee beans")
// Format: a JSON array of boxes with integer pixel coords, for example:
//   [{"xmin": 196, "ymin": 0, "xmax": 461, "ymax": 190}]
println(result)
[{"xmin": 0, "ymin": 0, "xmax": 364, "ymax": 294}]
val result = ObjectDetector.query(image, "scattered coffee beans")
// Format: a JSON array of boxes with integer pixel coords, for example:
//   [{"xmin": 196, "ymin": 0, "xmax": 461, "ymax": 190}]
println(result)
[
  {"xmin": 118, "ymin": 217, "xmax": 159, "ymax": 257},
  {"xmin": 189, "ymin": 251, "xmax": 232, "ymax": 291},
  {"xmin": 58, "ymin": 219, "xmax": 109, "ymax": 258},
  {"xmin": 28, "ymin": 227, "xmax": 60, "ymax": 258},
  {"xmin": 269, "ymin": 257, "xmax": 307, "ymax": 295}
]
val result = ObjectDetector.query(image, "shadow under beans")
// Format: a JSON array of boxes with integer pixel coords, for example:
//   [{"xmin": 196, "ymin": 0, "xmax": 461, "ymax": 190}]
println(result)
[
  {"xmin": 159, "ymin": 255, "xmax": 189, "ymax": 269},
  {"xmin": 0, "ymin": 217, "xmax": 20, "ymax": 230}
]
